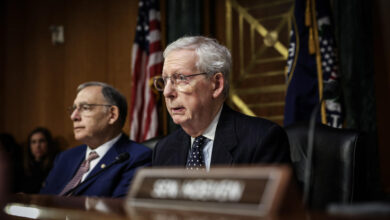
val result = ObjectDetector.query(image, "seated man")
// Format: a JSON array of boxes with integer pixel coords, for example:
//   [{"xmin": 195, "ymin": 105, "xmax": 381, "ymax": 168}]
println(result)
[
  {"xmin": 152, "ymin": 36, "xmax": 290, "ymax": 170},
  {"xmin": 40, "ymin": 82, "xmax": 152, "ymax": 197}
]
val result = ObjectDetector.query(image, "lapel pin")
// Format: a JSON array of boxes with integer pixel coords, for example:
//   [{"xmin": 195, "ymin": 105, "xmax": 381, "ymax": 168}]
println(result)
[{"xmin": 101, "ymin": 164, "xmax": 106, "ymax": 169}]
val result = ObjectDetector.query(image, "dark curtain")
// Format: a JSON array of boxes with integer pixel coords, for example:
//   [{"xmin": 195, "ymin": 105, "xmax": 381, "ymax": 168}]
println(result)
[
  {"xmin": 333, "ymin": 0, "xmax": 382, "ymax": 200},
  {"xmin": 166, "ymin": 0, "xmax": 203, "ymax": 43}
]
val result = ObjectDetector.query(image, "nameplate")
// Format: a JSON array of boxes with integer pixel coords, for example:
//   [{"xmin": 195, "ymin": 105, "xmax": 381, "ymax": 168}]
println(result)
[{"xmin": 126, "ymin": 166, "xmax": 292, "ymax": 217}]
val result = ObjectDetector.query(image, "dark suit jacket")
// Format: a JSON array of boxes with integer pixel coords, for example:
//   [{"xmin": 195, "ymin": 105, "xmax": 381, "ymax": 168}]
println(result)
[
  {"xmin": 40, "ymin": 134, "xmax": 151, "ymax": 198},
  {"xmin": 152, "ymin": 105, "xmax": 290, "ymax": 166}
]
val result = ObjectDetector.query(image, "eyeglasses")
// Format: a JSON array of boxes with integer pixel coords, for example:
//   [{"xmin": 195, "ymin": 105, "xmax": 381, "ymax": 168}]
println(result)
[
  {"xmin": 67, "ymin": 103, "xmax": 112, "ymax": 116},
  {"xmin": 153, "ymin": 72, "xmax": 207, "ymax": 92}
]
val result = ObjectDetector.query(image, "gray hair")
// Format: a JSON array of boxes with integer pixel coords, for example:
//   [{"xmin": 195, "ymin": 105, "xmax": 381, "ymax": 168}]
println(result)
[
  {"xmin": 77, "ymin": 81, "xmax": 127, "ymax": 128},
  {"xmin": 163, "ymin": 36, "xmax": 232, "ymax": 97}
]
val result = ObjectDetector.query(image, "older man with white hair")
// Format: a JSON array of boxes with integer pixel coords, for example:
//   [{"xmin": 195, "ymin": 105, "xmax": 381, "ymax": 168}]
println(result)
[{"xmin": 152, "ymin": 36, "xmax": 291, "ymax": 170}]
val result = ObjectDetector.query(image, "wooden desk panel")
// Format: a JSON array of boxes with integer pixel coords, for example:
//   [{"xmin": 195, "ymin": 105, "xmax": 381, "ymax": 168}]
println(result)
[
  {"xmin": 2, "ymin": 194, "xmax": 388, "ymax": 220},
  {"xmin": 2, "ymin": 194, "xmax": 304, "ymax": 220},
  {"xmin": 3, "ymin": 194, "xmax": 126, "ymax": 220}
]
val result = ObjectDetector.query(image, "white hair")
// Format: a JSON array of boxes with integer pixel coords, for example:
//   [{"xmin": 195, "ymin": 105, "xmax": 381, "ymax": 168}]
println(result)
[{"xmin": 163, "ymin": 36, "xmax": 232, "ymax": 96}]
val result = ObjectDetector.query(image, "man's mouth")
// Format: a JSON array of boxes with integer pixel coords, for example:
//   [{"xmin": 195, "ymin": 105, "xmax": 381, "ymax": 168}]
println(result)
[
  {"xmin": 171, "ymin": 106, "xmax": 185, "ymax": 113},
  {"xmin": 74, "ymin": 126, "xmax": 84, "ymax": 131}
]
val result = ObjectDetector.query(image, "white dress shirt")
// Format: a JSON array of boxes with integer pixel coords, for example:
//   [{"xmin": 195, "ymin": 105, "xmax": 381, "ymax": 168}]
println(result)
[
  {"xmin": 190, "ymin": 106, "xmax": 223, "ymax": 171},
  {"xmin": 81, "ymin": 133, "xmax": 122, "ymax": 182}
]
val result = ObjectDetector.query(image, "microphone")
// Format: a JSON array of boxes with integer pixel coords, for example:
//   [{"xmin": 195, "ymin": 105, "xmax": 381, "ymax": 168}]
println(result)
[
  {"xmin": 115, "ymin": 152, "xmax": 131, "ymax": 162},
  {"xmin": 63, "ymin": 152, "xmax": 130, "ymax": 196},
  {"xmin": 304, "ymin": 81, "xmax": 339, "ymax": 206}
]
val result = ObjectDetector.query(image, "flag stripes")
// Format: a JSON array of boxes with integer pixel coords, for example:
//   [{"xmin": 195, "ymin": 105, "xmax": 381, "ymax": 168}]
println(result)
[{"xmin": 130, "ymin": 0, "xmax": 163, "ymax": 142}]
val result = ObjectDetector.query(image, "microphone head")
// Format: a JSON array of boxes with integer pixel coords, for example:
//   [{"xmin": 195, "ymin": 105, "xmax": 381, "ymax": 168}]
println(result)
[
  {"xmin": 115, "ymin": 152, "xmax": 130, "ymax": 162},
  {"xmin": 322, "ymin": 80, "xmax": 340, "ymax": 100}
]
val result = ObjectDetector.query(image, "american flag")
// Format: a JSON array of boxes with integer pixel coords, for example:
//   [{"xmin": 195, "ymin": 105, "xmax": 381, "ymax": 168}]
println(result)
[
  {"xmin": 284, "ymin": 0, "xmax": 343, "ymax": 128},
  {"xmin": 317, "ymin": 3, "xmax": 343, "ymax": 128},
  {"xmin": 129, "ymin": 0, "xmax": 163, "ymax": 142}
]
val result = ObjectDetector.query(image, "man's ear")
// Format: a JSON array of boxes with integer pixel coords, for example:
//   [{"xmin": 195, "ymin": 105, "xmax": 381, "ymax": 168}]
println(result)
[
  {"xmin": 212, "ymin": 72, "xmax": 224, "ymax": 99},
  {"xmin": 108, "ymin": 106, "xmax": 119, "ymax": 125}
]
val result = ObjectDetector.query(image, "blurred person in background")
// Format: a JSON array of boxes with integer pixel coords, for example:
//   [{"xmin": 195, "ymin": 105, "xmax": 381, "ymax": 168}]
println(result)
[{"xmin": 22, "ymin": 127, "xmax": 59, "ymax": 193}]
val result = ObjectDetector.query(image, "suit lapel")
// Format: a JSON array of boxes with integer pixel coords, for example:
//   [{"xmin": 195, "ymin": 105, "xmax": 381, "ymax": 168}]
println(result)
[
  {"xmin": 90, "ymin": 146, "xmax": 118, "ymax": 176},
  {"xmin": 66, "ymin": 146, "xmax": 87, "ymax": 182},
  {"xmin": 211, "ymin": 105, "xmax": 237, "ymax": 165},
  {"xmin": 73, "ymin": 136, "xmax": 124, "ymax": 194},
  {"xmin": 165, "ymin": 129, "xmax": 191, "ymax": 166},
  {"xmin": 177, "ymin": 130, "xmax": 191, "ymax": 165}
]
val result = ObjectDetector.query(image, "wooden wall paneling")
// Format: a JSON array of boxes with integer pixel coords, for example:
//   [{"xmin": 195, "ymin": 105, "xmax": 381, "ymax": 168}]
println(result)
[
  {"xmin": 45, "ymin": 0, "xmax": 67, "ymax": 150},
  {"xmin": 23, "ymin": 0, "xmax": 67, "ymax": 148},
  {"xmin": 2, "ymin": 1, "xmax": 26, "ymax": 140},
  {"xmin": 64, "ymin": 0, "xmax": 108, "ymax": 88},
  {"xmin": 62, "ymin": 0, "xmax": 139, "ymax": 148},
  {"xmin": 106, "ymin": 0, "xmax": 139, "ymax": 136},
  {"xmin": 219, "ymin": 0, "xmax": 293, "ymax": 125},
  {"xmin": 22, "ymin": 0, "xmax": 66, "ymax": 146},
  {"xmin": 64, "ymin": 0, "xmax": 109, "ymax": 147},
  {"xmin": 0, "ymin": 0, "xmax": 5, "ymax": 128},
  {"xmin": 2, "ymin": 0, "xmax": 140, "ymax": 149}
]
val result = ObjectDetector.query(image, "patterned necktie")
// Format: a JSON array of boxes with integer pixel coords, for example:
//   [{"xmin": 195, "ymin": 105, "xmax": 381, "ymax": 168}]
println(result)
[
  {"xmin": 186, "ymin": 136, "xmax": 206, "ymax": 170},
  {"xmin": 59, "ymin": 151, "xmax": 99, "ymax": 196}
]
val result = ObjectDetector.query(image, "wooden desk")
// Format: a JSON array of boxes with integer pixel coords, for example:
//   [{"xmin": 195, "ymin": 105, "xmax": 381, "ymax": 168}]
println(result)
[
  {"xmin": 1, "ymin": 194, "xmax": 388, "ymax": 220},
  {"xmin": 2, "ymin": 194, "xmax": 303, "ymax": 220}
]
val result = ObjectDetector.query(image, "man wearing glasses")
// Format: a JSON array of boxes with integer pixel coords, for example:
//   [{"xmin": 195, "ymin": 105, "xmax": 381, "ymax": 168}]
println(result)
[
  {"xmin": 40, "ymin": 82, "xmax": 152, "ymax": 197},
  {"xmin": 152, "ymin": 36, "xmax": 290, "ymax": 170}
]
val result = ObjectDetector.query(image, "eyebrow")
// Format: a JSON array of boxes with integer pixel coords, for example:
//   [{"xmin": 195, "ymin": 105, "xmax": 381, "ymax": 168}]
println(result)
[
  {"xmin": 73, "ymin": 102, "xmax": 89, "ymax": 106},
  {"xmin": 162, "ymin": 69, "xmax": 184, "ymax": 75}
]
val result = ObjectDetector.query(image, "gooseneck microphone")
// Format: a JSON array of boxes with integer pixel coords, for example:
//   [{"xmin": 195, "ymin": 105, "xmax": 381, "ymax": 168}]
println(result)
[
  {"xmin": 63, "ymin": 152, "xmax": 130, "ymax": 196},
  {"xmin": 304, "ymin": 81, "xmax": 339, "ymax": 206}
]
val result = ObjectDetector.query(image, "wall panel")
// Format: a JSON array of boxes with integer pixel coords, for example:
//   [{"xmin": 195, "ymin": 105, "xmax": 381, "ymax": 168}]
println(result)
[{"xmin": 1, "ymin": 0, "xmax": 138, "ymax": 149}]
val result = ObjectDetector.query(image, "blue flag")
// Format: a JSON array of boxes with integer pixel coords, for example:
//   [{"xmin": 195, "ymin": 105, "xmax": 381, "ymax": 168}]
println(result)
[{"xmin": 284, "ymin": 0, "xmax": 343, "ymax": 128}]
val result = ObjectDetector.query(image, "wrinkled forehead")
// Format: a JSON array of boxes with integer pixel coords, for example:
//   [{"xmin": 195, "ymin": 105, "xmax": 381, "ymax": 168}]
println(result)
[
  {"xmin": 73, "ymin": 86, "xmax": 105, "ymax": 104},
  {"xmin": 163, "ymin": 49, "xmax": 198, "ymax": 75}
]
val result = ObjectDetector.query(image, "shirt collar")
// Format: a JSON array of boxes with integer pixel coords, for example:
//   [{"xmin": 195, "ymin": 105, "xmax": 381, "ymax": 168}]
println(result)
[
  {"xmin": 86, "ymin": 133, "xmax": 122, "ymax": 159},
  {"xmin": 191, "ymin": 105, "xmax": 223, "ymax": 143}
]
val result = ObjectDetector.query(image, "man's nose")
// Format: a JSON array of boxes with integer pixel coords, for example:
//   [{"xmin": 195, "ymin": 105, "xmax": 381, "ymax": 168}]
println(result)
[
  {"xmin": 163, "ymin": 80, "xmax": 177, "ymax": 98},
  {"xmin": 70, "ymin": 108, "xmax": 81, "ymax": 121}
]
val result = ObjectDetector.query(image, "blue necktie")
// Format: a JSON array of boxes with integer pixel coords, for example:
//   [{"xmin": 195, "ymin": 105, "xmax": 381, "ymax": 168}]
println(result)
[{"xmin": 186, "ymin": 136, "xmax": 206, "ymax": 170}]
